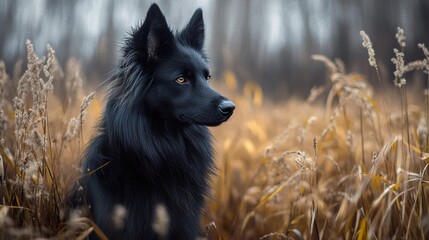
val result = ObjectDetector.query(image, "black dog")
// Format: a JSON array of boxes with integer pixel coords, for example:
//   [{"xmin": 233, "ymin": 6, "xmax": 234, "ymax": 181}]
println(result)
[{"xmin": 72, "ymin": 3, "xmax": 234, "ymax": 240}]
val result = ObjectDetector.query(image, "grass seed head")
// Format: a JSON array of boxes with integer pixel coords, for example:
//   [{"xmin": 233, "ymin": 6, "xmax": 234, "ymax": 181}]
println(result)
[
  {"xmin": 111, "ymin": 204, "xmax": 127, "ymax": 230},
  {"xmin": 152, "ymin": 204, "xmax": 170, "ymax": 238},
  {"xmin": 360, "ymin": 31, "xmax": 378, "ymax": 68},
  {"xmin": 392, "ymin": 48, "xmax": 406, "ymax": 87},
  {"xmin": 395, "ymin": 27, "xmax": 406, "ymax": 48}
]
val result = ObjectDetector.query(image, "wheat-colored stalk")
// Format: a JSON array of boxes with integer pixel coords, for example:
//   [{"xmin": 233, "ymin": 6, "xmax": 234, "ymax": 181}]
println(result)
[{"xmin": 63, "ymin": 91, "xmax": 95, "ymax": 142}]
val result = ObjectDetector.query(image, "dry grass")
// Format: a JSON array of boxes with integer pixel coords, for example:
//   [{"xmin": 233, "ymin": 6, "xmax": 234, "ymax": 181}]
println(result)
[
  {"xmin": 1, "ymin": 28, "xmax": 429, "ymax": 239},
  {"xmin": 0, "ymin": 40, "xmax": 99, "ymax": 239}
]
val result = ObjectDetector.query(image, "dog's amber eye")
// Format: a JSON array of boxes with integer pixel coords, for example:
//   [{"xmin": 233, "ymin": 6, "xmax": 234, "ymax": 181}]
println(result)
[{"xmin": 176, "ymin": 76, "xmax": 187, "ymax": 84}]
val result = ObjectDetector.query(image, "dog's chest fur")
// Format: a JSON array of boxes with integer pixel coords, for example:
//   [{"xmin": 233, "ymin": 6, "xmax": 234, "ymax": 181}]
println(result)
[{"xmin": 83, "ymin": 122, "xmax": 213, "ymax": 239}]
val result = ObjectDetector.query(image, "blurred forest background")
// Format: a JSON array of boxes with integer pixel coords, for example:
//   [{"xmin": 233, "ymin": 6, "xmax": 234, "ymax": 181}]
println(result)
[{"xmin": 1, "ymin": 0, "xmax": 428, "ymax": 98}]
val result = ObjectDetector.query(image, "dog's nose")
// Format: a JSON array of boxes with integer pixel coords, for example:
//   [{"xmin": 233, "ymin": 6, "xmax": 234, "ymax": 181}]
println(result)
[{"xmin": 218, "ymin": 100, "xmax": 235, "ymax": 116}]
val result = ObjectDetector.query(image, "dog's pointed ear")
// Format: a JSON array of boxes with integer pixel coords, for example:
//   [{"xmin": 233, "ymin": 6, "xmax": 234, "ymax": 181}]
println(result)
[
  {"xmin": 180, "ymin": 8, "xmax": 205, "ymax": 51},
  {"xmin": 132, "ymin": 4, "xmax": 174, "ymax": 63}
]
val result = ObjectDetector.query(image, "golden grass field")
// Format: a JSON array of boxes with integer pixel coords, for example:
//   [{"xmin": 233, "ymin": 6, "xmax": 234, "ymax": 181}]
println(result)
[{"xmin": 0, "ymin": 28, "xmax": 429, "ymax": 239}]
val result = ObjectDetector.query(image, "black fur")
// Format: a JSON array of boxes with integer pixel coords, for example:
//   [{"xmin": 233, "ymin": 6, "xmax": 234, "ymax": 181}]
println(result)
[{"xmin": 71, "ymin": 3, "xmax": 234, "ymax": 240}]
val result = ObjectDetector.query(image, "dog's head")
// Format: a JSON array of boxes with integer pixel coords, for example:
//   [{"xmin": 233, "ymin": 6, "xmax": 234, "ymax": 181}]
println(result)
[{"xmin": 121, "ymin": 4, "xmax": 234, "ymax": 126}]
